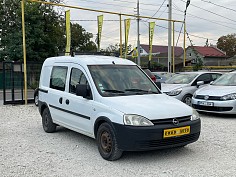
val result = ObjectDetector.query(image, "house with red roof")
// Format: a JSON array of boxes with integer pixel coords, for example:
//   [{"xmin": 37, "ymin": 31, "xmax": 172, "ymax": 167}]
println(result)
[
  {"xmin": 185, "ymin": 46, "xmax": 229, "ymax": 66},
  {"xmin": 138, "ymin": 44, "xmax": 184, "ymax": 57},
  {"xmin": 129, "ymin": 44, "xmax": 191, "ymax": 71}
]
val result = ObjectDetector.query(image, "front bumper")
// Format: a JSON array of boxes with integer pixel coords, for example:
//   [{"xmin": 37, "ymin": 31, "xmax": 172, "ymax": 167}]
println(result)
[
  {"xmin": 112, "ymin": 119, "xmax": 201, "ymax": 151},
  {"xmin": 192, "ymin": 98, "xmax": 236, "ymax": 114}
]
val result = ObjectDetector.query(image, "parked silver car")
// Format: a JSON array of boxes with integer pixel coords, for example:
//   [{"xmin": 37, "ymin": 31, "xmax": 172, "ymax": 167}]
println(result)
[
  {"xmin": 192, "ymin": 71, "xmax": 236, "ymax": 114},
  {"xmin": 152, "ymin": 72, "xmax": 175, "ymax": 83},
  {"xmin": 161, "ymin": 72, "xmax": 222, "ymax": 106}
]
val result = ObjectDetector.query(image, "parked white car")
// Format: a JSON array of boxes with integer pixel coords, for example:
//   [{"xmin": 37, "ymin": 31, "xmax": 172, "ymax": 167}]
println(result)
[
  {"xmin": 161, "ymin": 72, "xmax": 222, "ymax": 106},
  {"xmin": 192, "ymin": 71, "xmax": 236, "ymax": 114},
  {"xmin": 38, "ymin": 55, "xmax": 201, "ymax": 160}
]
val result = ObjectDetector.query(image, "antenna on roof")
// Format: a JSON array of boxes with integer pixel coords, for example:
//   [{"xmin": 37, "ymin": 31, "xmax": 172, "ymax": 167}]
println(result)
[{"xmin": 71, "ymin": 51, "xmax": 75, "ymax": 57}]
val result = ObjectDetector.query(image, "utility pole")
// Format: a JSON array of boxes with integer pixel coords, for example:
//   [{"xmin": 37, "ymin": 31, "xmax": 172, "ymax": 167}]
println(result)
[
  {"xmin": 168, "ymin": 0, "xmax": 172, "ymax": 72},
  {"xmin": 137, "ymin": 0, "xmax": 141, "ymax": 66}
]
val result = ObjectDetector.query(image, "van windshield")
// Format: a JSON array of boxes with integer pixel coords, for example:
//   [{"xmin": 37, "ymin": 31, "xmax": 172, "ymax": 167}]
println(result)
[{"xmin": 88, "ymin": 65, "xmax": 160, "ymax": 97}]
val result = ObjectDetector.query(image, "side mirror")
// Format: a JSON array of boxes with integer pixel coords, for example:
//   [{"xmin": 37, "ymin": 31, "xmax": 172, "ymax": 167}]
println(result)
[
  {"xmin": 196, "ymin": 81, "xmax": 204, "ymax": 88},
  {"xmin": 155, "ymin": 81, "xmax": 161, "ymax": 90},
  {"xmin": 76, "ymin": 84, "xmax": 88, "ymax": 98}
]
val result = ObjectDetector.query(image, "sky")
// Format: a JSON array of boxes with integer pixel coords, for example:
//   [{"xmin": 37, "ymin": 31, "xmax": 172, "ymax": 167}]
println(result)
[{"xmin": 63, "ymin": 0, "xmax": 236, "ymax": 49}]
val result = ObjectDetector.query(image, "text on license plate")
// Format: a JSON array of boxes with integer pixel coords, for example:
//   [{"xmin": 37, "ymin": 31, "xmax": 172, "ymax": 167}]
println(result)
[
  {"xmin": 198, "ymin": 101, "xmax": 214, "ymax": 106},
  {"xmin": 163, "ymin": 126, "xmax": 190, "ymax": 138}
]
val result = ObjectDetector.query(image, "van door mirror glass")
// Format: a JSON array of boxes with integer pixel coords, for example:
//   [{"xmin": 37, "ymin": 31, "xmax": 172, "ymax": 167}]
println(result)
[{"xmin": 76, "ymin": 84, "xmax": 88, "ymax": 98}]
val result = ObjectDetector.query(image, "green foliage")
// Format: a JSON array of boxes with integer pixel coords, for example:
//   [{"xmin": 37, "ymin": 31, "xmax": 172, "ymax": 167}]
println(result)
[
  {"xmin": 193, "ymin": 58, "xmax": 203, "ymax": 71},
  {"xmin": 71, "ymin": 23, "xmax": 97, "ymax": 52},
  {"xmin": 0, "ymin": 0, "xmax": 97, "ymax": 62},
  {"xmin": 217, "ymin": 33, "xmax": 236, "ymax": 58},
  {"xmin": 101, "ymin": 43, "xmax": 131, "ymax": 56}
]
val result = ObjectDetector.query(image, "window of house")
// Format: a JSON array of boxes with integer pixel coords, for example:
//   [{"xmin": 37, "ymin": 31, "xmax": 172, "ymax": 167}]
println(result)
[
  {"xmin": 189, "ymin": 53, "xmax": 192, "ymax": 57},
  {"xmin": 50, "ymin": 66, "xmax": 68, "ymax": 91}
]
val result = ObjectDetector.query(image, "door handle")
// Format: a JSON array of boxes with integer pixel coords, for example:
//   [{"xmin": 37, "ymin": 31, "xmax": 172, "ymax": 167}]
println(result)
[
  {"xmin": 65, "ymin": 99, "xmax": 70, "ymax": 105},
  {"xmin": 59, "ymin": 97, "xmax": 63, "ymax": 104}
]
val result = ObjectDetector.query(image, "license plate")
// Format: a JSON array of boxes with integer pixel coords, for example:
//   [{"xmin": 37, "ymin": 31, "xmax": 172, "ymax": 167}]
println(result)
[
  {"xmin": 198, "ymin": 101, "xmax": 214, "ymax": 106},
  {"xmin": 163, "ymin": 126, "xmax": 190, "ymax": 138}
]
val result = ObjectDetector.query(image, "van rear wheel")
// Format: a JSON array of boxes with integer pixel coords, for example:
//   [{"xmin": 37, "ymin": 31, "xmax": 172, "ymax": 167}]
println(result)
[
  {"xmin": 97, "ymin": 122, "xmax": 123, "ymax": 161},
  {"xmin": 42, "ymin": 108, "xmax": 56, "ymax": 133}
]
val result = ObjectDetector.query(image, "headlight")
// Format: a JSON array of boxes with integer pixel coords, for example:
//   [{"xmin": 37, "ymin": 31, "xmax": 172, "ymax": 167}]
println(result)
[
  {"xmin": 191, "ymin": 109, "xmax": 200, "ymax": 121},
  {"xmin": 167, "ymin": 88, "xmax": 182, "ymax": 96},
  {"xmin": 220, "ymin": 93, "xmax": 236, "ymax": 101},
  {"xmin": 123, "ymin": 114, "xmax": 154, "ymax": 126}
]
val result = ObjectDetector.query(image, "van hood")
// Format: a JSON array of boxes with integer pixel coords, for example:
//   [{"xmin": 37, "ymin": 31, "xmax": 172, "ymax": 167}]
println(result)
[
  {"xmin": 101, "ymin": 94, "xmax": 192, "ymax": 120},
  {"xmin": 196, "ymin": 85, "xmax": 236, "ymax": 96},
  {"xmin": 161, "ymin": 83, "xmax": 187, "ymax": 93}
]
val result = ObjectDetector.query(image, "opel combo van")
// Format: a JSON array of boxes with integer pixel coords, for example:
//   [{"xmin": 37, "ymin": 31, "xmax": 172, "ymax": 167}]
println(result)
[{"xmin": 38, "ymin": 55, "xmax": 201, "ymax": 161}]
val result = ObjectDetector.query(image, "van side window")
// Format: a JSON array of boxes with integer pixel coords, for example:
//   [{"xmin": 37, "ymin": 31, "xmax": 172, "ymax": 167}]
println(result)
[
  {"xmin": 69, "ymin": 68, "xmax": 88, "ymax": 94},
  {"xmin": 50, "ymin": 66, "xmax": 68, "ymax": 91}
]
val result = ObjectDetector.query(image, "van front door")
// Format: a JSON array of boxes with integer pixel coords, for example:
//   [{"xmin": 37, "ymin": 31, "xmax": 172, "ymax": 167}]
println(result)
[{"xmin": 62, "ymin": 64, "xmax": 95, "ymax": 137}]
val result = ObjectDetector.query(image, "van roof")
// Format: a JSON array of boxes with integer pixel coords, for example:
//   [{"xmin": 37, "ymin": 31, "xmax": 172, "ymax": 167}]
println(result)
[{"xmin": 43, "ymin": 55, "xmax": 136, "ymax": 66}]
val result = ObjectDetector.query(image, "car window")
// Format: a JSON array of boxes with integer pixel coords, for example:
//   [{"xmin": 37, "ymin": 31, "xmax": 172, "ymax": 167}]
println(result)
[
  {"xmin": 165, "ymin": 73, "xmax": 198, "ymax": 84},
  {"xmin": 196, "ymin": 74, "xmax": 211, "ymax": 84},
  {"xmin": 50, "ymin": 66, "xmax": 68, "ymax": 91},
  {"xmin": 212, "ymin": 73, "xmax": 236, "ymax": 86},
  {"xmin": 69, "ymin": 68, "xmax": 89, "ymax": 94},
  {"xmin": 211, "ymin": 73, "xmax": 221, "ymax": 81}
]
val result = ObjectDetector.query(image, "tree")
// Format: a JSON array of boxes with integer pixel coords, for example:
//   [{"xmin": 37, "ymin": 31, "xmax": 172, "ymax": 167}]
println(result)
[
  {"xmin": 0, "ymin": 0, "xmax": 65, "ymax": 61},
  {"xmin": 217, "ymin": 33, "xmax": 236, "ymax": 58},
  {"xmin": 192, "ymin": 58, "xmax": 203, "ymax": 71},
  {"xmin": 0, "ymin": 0, "xmax": 97, "ymax": 61},
  {"xmin": 71, "ymin": 23, "xmax": 97, "ymax": 52},
  {"xmin": 101, "ymin": 43, "xmax": 132, "ymax": 56}
]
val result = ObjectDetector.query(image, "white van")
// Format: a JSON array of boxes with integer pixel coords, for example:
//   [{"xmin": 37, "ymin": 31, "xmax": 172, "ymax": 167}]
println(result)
[{"xmin": 38, "ymin": 55, "xmax": 201, "ymax": 161}]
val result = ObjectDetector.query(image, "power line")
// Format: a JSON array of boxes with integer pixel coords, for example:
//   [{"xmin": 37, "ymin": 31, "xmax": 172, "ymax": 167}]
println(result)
[
  {"xmin": 71, "ymin": 19, "xmax": 136, "ymax": 22},
  {"xmin": 78, "ymin": 0, "xmax": 166, "ymax": 12},
  {"xmin": 143, "ymin": 0, "xmax": 167, "ymax": 22},
  {"xmin": 201, "ymin": 0, "xmax": 236, "ymax": 13},
  {"xmin": 140, "ymin": 19, "xmax": 218, "ymax": 42},
  {"xmin": 140, "ymin": 20, "xmax": 167, "ymax": 44},
  {"xmin": 113, "ymin": 0, "xmax": 167, "ymax": 7},
  {"xmin": 178, "ymin": 0, "xmax": 236, "ymax": 23},
  {"xmin": 154, "ymin": 24, "xmax": 218, "ymax": 42},
  {"xmin": 173, "ymin": 7, "xmax": 236, "ymax": 30}
]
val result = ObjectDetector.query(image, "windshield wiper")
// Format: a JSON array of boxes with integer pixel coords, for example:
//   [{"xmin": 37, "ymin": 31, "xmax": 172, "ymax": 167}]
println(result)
[
  {"xmin": 103, "ymin": 89, "xmax": 125, "ymax": 93},
  {"xmin": 125, "ymin": 89, "xmax": 159, "ymax": 94}
]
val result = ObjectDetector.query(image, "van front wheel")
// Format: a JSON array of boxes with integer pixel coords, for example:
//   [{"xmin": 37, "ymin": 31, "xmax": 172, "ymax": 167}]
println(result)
[{"xmin": 97, "ymin": 122, "xmax": 123, "ymax": 161}]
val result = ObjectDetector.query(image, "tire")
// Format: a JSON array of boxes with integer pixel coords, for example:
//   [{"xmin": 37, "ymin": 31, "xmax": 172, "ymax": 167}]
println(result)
[
  {"xmin": 97, "ymin": 122, "xmax": 123, "ymax": 161},
  {"xmin": 42, "ymin": 108, "xmax": 56, "ymax": 133},
  {"xmin": 34, "ymin": 92, "xmax": 39, "ymax": 106},
  {"xmin": 182, "ymin": 94, "xmax": 192, "ymax": 106}
]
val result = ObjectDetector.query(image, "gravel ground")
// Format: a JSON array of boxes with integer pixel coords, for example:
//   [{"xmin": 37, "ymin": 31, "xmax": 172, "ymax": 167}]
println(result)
[{"xmin": 0, "ymin": 105, "xmax": 236, "ymax": 177}]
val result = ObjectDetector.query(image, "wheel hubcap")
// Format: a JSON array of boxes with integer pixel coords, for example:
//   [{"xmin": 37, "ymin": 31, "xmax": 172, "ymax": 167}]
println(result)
[
  {"xmin": 185, "ymin": 97, "xmax": 192, "ymax": 106},
  {"xmin": 100, "ymin": 131, "xmax": 112, "ymax": 153},
  {"xmin": 35, "ymin": 96, "xmax": 38, "ymax": 105}
]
